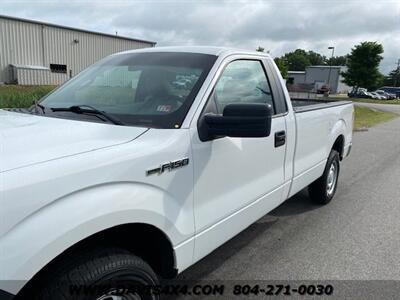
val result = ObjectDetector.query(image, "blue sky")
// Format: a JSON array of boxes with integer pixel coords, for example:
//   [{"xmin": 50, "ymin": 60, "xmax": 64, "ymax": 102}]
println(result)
[{"xmin": 1, "ymin": 0, "xmax": 399, "ymax": 74}]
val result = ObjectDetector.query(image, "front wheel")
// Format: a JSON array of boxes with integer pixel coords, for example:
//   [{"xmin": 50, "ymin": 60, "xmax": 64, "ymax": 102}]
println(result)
[
  {"xmin": 308, "ymin": 150, "xmax": 340, "ymax": 205},
  {"xmin": 23, "ymin": 248, "xmax": 160, "ymax": 300}
]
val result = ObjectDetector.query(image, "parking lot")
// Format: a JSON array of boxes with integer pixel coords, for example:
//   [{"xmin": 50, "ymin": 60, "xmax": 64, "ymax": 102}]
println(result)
[{"xmin": 173, "ymin": 110, "xmax": 400, "ymax": 298}]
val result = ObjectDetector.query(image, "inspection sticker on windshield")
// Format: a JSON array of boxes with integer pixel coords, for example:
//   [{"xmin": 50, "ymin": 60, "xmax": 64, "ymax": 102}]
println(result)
[{"xmin": 157, "ymin": 105, "xmax": 172, "ymax": 112}]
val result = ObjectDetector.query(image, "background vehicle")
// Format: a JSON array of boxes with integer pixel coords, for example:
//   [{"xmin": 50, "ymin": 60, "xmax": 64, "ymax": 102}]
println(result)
[
  {"xmin": 359, "ymin": 90, "xmax": 373, "ymax": 98},
  {"xmin": 347, "ymin": 88, "xmax": 358, "ymax": 98},
  {"xmin": 0, "ymin": 47, "xmax": 353, "ymax": 300},
  {"xmin": 370, "ymin": 91, "xmax": 386, "ymax": 100},
  {"xmin": 316, "ymin": 84, "xmax": 330, "ymax": 95},
  {"xmin": 348, "ymin": 88, "xmax": 375, "ymax": 99},
  {"xmin": 375, "ymin": 89, "xmax": 395, "ymax": 100},
  {"xmin": 379, "ymin": 86, "xmax": 400, "ymax": 99}
]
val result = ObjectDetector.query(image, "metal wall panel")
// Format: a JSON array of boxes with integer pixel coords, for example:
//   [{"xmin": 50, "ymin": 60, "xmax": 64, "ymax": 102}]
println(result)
[
  {"xmin": 0, "ymin": 16, "xmax": 154, "ymax": 84},
  {"xmin": 287, "ymin": 72, "xmax": 306, "ymax": 84},
  {"xmin": 0, "ymin": 18, "xmax": 44, "ymax": 83},
  {"xmin": 15, "ymin": 68, "xmax": 68, "ymax": 85},
  {"xmin": 305, "ymin": 67, "xmax": 341, "ymax": 93}
]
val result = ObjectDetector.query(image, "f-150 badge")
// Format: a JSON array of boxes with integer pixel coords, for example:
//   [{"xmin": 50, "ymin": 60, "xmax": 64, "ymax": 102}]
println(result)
[{"xmin": 146, "ymin": 158, "xmax": 189, "ymax": 176}]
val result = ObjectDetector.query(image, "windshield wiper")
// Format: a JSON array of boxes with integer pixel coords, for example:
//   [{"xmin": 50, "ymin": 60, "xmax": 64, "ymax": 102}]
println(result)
[{"xmin": 50, "ymin": 105, "xmax": 124, "ymax": 125}]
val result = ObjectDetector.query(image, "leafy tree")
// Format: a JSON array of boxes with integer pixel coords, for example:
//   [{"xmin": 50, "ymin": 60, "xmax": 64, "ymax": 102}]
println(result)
[
  {"xmin": 278, "ymin": 49, "xmax": 328, "ymax": 71},
  {"xmin": 275, "ymin": 50, "xmax": 348, "ymax": 71},
  {"xmin": 384, "ymin": 67, "xmax": 400, "ymax": 87},
  {"xmin": 373, "ymin": 73, "xmax": 385, "ymax": 91},
  {"xmin": 327, "ymin": 55, "xmax": 348, "ymax": 66},
  {"xmin": 341, "ymin": 41, "xmax": 384, "ymax": 90},
  {"xmin": 274, "ymin": 57, "xmax": 288, "ymax": 79},
  {"xmin": 256, "ymin": 46, "xmax": 265, "ymax": 52},
  {"xmin": 260, "ymin": 47, "xmax": 349, "ymax": 80},
  {"xmin": 283, "ymin": 49, "xmax": 311, "ymax": 71},
  {"xmin": 307, "ymin": 50, "xmax": 326, "ymax": 66}
]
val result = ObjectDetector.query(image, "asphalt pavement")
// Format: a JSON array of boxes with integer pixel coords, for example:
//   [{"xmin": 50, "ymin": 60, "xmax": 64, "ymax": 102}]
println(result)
[{"xmin": 173, "ymin": 111, "xmax": 400, "ymax": 299}]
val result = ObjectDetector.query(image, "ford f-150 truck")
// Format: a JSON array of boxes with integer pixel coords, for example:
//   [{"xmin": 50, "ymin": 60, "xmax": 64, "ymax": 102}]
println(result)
[{"xmin": 0, "ymin": 47, "xmax": 353, "ymax": 300}]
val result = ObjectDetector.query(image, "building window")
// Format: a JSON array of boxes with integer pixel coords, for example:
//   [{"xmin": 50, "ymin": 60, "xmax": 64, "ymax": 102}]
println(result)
[{"xmin": 50, "ymin": 64, "xmax": 67, "ymax": 74}]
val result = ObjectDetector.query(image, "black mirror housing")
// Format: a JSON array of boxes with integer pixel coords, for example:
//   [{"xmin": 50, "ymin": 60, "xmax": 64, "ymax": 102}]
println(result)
[{"xmin": 198, "ymin": 103, "xmax": 272, "ymax": 141}]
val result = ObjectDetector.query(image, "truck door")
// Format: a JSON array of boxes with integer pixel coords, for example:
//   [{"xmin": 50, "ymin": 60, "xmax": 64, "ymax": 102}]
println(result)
[{"xmin": 190, "ymin": 58, "xmax": 288, "ymax": 262}]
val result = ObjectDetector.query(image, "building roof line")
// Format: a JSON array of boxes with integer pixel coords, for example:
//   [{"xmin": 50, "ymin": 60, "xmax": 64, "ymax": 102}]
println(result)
[
  {"xmin": 307, "ymin": 65, "xmax": 345, "ymax": 68},
  {"xmin": 0, "ymin": 14, "xmax": 156, "ymax": 46}
]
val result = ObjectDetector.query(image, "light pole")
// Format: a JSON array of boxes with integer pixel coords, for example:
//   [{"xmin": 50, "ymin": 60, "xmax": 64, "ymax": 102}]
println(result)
[
  {"xmin": 394, "ymin": 58, "xmax": 400, "ymax": 87},
  {"xmin": 327, "ymin": 46, "xmax": 335, "ymax": 91}
]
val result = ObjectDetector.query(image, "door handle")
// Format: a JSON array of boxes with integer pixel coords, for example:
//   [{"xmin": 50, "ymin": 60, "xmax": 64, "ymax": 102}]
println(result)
[{"xmin": 274, "ymin": 130, "xmax": 286, "ymax": 147}]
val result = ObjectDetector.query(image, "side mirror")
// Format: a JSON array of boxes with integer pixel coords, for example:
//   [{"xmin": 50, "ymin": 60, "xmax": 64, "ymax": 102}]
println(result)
[{"xmin": 198, "ymin": 103, "xmax": 272, "ymax": 141}]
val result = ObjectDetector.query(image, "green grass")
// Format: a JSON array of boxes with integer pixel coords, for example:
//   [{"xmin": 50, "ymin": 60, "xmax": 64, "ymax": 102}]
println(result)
[
  {"xmin": 354, "ymin": 106, "xmax": 397, "ymax": 130},
  {"xmin": 330, "ymin": 94, "xmax": 400, "ymax": 105},
  {"xmin": 0, "ymin": 85, "xmax": 56, "ymax": 108},
  {"xmin": 347, "ymin": 98, "xmax": 400, "ymax": 105}
]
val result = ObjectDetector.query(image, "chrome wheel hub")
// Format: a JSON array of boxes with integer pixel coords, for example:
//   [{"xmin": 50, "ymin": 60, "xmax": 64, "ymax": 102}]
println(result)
[
  {"xmin": 96, "ymin": 291, "xmax": 142, "ymax": 300},
  {"xmin": 326, "ymin": 162, "xmax": 338, "ymax": 196}
]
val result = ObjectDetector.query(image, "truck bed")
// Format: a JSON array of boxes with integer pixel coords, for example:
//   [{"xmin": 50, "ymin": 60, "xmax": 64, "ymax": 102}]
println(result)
[
  {"xmin": 291, "ymin": 99, "xmax": 353, "ymax": 113},
  {"xmin": 288, "ymin": 97, "xmax": 354, "ymax": 197}
]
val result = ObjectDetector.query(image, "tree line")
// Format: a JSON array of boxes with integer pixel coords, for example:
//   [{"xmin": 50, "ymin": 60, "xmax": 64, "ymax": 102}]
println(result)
[{"xmin": 257, "ymin": 42, "xmax": 400, "ymax": 90}]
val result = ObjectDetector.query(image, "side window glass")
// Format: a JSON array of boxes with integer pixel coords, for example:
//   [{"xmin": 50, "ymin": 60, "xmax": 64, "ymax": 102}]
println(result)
[{"xmin": 212, "ymin": 60, "xmax": 275, "ymax": 114}]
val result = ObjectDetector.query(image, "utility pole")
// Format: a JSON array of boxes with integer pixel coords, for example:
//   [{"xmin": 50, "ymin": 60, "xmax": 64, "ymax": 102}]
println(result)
[
  {"xmin": 394, "ymin": 59, "xmax": 400, "ymax": 87},
  {"xmin": 327, "ymin": 46, "xmax": 335, "ymax": 91}
]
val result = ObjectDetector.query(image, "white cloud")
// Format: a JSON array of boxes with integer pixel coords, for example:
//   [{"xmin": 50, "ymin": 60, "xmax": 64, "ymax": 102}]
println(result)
[{"xmin": 1, "ymin": 0, "xmax": 399, "ymax": 73}]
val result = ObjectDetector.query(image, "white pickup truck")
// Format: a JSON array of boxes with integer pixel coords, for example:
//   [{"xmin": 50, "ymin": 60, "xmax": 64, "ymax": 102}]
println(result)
[{"xmin": 0, "ymin": 47, "xmax": 353, "ymax": 300}]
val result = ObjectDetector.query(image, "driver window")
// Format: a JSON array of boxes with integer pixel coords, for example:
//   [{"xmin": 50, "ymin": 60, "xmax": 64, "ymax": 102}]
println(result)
[{"xmin": 211, "ymin": 60, "xmax": 275, "ymax": 114}]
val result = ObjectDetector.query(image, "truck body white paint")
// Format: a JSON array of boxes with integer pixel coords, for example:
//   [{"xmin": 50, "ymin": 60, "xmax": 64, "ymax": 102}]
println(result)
[{"xmin": 0, "ymin": 47, "xmax": 353, "ymax": 296}]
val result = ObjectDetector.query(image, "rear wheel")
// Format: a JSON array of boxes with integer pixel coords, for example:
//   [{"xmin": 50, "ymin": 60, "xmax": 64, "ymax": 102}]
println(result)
[
  {"xmin": 308, "ymin": 150, "xmax": 340, "ymax": 205},
  {"xmin": 24, "ymin": 248, "xmax": 160, "ymax": 300}
]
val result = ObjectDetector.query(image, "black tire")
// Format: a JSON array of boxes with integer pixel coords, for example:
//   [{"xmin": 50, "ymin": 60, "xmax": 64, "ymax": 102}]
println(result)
[
  {"xmin": 308, "ymin": 150, "xmax": 340, "ymax": 205},
  {"xmin": 25, "ymin": 247, "xmax": 159, "ymax": 300}
]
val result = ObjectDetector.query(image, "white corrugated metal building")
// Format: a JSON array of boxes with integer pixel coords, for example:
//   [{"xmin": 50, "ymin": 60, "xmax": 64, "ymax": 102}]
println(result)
[
  {"xmin": 287, "ymin": 66, "xmax": 350, "ymax": 93},
  {"xmin": 0, "ymin": 15, "xmax": 156, "ymax": 85}
]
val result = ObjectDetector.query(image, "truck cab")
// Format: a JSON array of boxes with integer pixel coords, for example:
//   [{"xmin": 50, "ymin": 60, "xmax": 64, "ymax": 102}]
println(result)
[{"xmin": 0, "ymin": 47, "xmax": 353, "ymax": 300}]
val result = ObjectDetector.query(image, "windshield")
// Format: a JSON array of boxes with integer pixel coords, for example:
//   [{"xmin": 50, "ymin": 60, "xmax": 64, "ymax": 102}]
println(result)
[{"xmin": 40, "ymin": 52, "xmax": 217, "ymax": 128}]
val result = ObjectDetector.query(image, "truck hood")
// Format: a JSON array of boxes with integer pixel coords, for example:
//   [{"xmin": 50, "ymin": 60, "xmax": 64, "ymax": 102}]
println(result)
[{"xmin": 0, "ymin": 110, "xmax": 148, "ymax": 172}]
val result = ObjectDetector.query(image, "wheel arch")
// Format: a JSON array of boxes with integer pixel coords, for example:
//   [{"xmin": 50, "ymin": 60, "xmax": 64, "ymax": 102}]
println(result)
[
  {"xmin": 17, "ymin": 222, "xmax": 177, "ymax": 298},
  {"xmin": 329, "ymin": 118, "xmax": 347, "ymax": 160},
  {"xmin": 2, "ymin": 181, "xmax": 193, "ymax": 296},
  {"xmin": 332, "ymin": 134, "xmax": 345, "ymax": 160}
]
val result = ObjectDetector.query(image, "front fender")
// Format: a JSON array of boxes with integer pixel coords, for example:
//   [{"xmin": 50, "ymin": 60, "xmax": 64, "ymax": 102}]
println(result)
[{"xmin": 0, "ymin": 182, "xmax": 193, "ymax": 294}]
